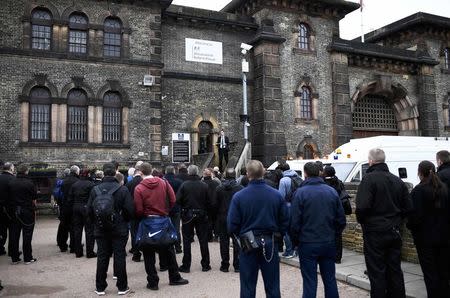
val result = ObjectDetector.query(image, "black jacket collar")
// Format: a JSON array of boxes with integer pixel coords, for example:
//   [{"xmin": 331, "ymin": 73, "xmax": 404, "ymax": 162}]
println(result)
[
  {"xmin": 438, "ymin": 162, "xmax": 450, "ymax": 172},
  {"xmin": 367, "ymin": 163, "xmax": 389, "ymax": 173}
]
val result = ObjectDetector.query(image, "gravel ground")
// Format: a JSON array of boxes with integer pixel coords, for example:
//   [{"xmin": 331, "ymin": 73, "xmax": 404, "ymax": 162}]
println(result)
[{"xmin": 0, "ymin": 217, "xmax": 368, "ymax": 297}]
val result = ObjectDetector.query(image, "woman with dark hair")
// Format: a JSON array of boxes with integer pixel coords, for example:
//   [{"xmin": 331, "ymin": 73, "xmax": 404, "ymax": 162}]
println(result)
[{"xmin": 407, "ymin": 161, "xmax": 450, "ymax": 298}]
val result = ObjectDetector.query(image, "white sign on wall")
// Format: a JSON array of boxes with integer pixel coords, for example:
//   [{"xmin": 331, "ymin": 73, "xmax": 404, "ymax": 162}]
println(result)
[{"xmin": 185, "ymin": 38, "xmax": 223, "ymax": 65}]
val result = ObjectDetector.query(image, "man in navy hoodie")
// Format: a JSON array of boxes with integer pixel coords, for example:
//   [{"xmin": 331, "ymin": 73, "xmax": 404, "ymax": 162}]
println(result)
[
  {"xmin": 228, "ymin": 160, "xmax": 289, "ymax": 298},
  {"xmin": 290, "ymin": 162, "xmax": 346, "ymax": 298}
]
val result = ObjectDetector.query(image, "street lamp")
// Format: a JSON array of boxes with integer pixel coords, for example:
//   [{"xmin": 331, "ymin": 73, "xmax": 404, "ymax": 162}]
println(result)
[{"xmin": 240, "ymin": 43, "xmax": 252, "ymax": 141}]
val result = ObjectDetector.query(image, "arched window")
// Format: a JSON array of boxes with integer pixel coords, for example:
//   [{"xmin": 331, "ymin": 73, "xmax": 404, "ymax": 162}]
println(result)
[
  {"xmin": 103, "ymin": 91, "xmax": 122, "ymax": 143},
  {"xmin": 103, "ymin": 17, "xmax": 122, "ymax": 58},
  {"xmin": 68, "ymin": 13, "xmax": 88, "ymax": 54},
  {"xmin": 31, "ymin": 8, "xmax": 52, "ymax": 50},
  {"xmin": 67, "ymin": 89, "xmax": 88, "ymax": 142},
  {"xmin": 303, "ymin": 145, "xmax": 314, "ymax": 159},
  {"xmin": 29, "ymin": 87, "xmax": 51, "ymax": 141},
  {"xmin": 300, "ymin": 87, "xmax": 312, "ymax": 119},
  {"xmin": 298, "ymin": 23, "xmax": 310, "ymax": 50},
  {"xmin": 445, "ymin": 48, "xmax": 450, "ymax": 70}
]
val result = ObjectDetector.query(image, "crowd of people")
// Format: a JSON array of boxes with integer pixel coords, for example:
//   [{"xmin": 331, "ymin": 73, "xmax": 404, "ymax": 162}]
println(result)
[{"xmin": 0, "ymin": 148, "xmax": 449, "ymax": 298}]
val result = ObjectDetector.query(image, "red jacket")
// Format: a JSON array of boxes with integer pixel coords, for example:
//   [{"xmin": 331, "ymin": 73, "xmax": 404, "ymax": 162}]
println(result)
[{"xmin": 134, "ymin": 177, "xmax": 175, "ymax": 218}]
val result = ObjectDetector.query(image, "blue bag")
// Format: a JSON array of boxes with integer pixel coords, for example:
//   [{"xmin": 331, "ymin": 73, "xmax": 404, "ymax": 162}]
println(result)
[{"xmin": 135, "ymin": 216, "xmax": 178, "ymax": 249}]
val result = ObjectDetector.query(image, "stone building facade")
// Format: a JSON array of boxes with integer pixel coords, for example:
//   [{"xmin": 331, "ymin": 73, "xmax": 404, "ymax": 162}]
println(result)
[{"xmin": 0, "ymin": 0, "xmax": 449, "ymax": 171}]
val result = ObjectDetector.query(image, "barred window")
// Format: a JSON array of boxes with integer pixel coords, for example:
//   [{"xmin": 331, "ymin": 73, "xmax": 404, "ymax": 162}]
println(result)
[
  {"xmin": 68, "ymin": 13, "xmax": 88, "ymax": 54},
  {"xmin": 298, "ymin": 23, "xmax": 309, "ymax": 50},
  {"xmin": 103, "ymin": 92, "xmax": 122, "ymax": 143},
  {"xmin": 353, "ymin": 95, "xmax": 398, "ymax": 131},
  {"xmin": 29, "ymin": 87, "xmax": 51, "ymax": 141},
  {"xmin": 300, "ymin": 87, "xmax": 312, "ymax": 119},
  {"xmin": 445, "ymin": 48, "xmax": 450, "ymax": 70},
  {"xmin": 67, "ymin": 89, "xmax": 88, "ymax": 142},
  {"xmin": 31, "ymin": 9, "xmax": 52, "ymax": 50},
  {"xmin": 103, "ymin": 17, "xmax": 122, "ymax": 57}
]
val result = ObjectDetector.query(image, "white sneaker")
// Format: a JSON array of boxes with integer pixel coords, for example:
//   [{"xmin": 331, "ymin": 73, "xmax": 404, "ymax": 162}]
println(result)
[
  {"xmin": 113, "ymin": 276, "xmax": 117, "ymax": 280},
  {"xmin": 118, "ymin": 288, "xmax": 130, "ymax": 295},
  {"xmin": 25, "ymin": 258, "xmax": 37, "ymax": 265},
  {"xmin": 94, "ymin": 290, "xmax": 106, "ymax": 296}
]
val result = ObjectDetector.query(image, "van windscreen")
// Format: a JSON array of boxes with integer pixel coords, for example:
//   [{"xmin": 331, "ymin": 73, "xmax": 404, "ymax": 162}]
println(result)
[{"xmin": 330, "ymin": 162, "xmax": 356, "ymax": 181}]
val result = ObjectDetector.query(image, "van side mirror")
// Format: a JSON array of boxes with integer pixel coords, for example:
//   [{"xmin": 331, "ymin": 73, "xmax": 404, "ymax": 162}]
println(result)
[{"xmin": 398, "ymin": 168, "xmax": 408, "ymax": 179}]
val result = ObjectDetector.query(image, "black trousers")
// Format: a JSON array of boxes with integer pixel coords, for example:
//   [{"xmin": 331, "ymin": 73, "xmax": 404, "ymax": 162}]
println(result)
[
  {"xmin": 130, "ymin": 219, "xmax": 141, "ymax": 258},
  {"xmin": 95, "ymin": 235, "xmax": 128, "ymax": 292},
  {"xmin": 170, "ymin": 213, "xmax": 182, "ymax": 251},
  {"xmin": 57, "ymin": 206, "xmax": 74, "ymax": 251},
  {"xmin": 143, "ymin": 245, "xmax": 181, "ymax": 287},
  {"xmin": 218, "ymin": 221, "xmax": 239, "ymax": 269},
  {"xmin": 72, "ymin": 204, "xmax": 95, "ymax": 256},
  {"xmin": 9, "ymin": 209, "xmax": 35, "ymax": 262},
  {"xmin": 0, "ymin": 208, "xmax": 10, "ymax": 254},
  {"xmin": 415, "ymin": 241, "xmax": 450, "ymax": 298},
  {"xmin": 218, "ymin": 148, "xmax": 229, "ymax": 171},
  {"xmin": 181, "ymin": 215, "xmax": 210, "ymax": 269},
  {"xmin": 335, "ymin": 233, "xmax": 343, "ymax": 262},
  {"xmin": 363, "ymin": 229, "xmax": 405, "ymax": 298}
]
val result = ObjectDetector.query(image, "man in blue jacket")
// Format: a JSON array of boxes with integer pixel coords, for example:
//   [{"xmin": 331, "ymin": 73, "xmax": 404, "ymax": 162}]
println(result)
[
  {"xmin": 228, "ymin": 160, "xmax": 289, "ymax": 298},
  {"xmin": 290, "ymin": 162, "xmax": 346, "ymax": 298}
]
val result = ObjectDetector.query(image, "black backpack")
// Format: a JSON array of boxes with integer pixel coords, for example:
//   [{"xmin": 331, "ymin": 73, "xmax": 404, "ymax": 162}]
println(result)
[
  {"xmin": 286, "ymin": 176, "xmax": 303, "ymax": 202},
  {"xmin": 93, "ymin": 184, "xmax": 121, "ymax": 230}
]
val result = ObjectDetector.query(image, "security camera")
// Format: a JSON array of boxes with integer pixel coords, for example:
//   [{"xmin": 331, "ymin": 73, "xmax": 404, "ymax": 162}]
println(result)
[{"xmin": 241, "ymin": 43, "xmax": 253, "ymax": 51}]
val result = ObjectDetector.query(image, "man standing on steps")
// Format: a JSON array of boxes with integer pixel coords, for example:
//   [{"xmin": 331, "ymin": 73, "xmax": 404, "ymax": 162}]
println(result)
[
  {"xmin": 216, "ymin": 130, "xmax": 230, "ymax": 171},
  {"xmin": 356, "ymin": 148, "xmax": 411, "ymax": 298}
]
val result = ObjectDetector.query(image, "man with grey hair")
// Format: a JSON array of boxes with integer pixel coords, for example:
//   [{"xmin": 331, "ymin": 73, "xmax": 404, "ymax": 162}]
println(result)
[
  {"xmin": 57, "ymin": 165, "xmax": 80, "ymax": 253},
  {"xmin": 356, "ymin": 148, "xmax": 411, "ymax": 298},
  {"xmin": 0, "ymin": 162, "xmax": 15, "ymax": 256},
  {"xmin": 176, "ymin": 165, "xmax": 212, "ymax": 272}
]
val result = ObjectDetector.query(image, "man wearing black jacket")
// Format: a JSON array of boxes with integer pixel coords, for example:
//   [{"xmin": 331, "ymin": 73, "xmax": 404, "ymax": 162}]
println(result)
[
  {"xmin": 436, "ymin": 150, "xmax": 450, "ymax": 283},
  {"xmin": 215, "ymin": 168, "xmax": 243, "ymax": 272},
  {"xmin": 202, "ymin": 168, "xmax": 220, "ymax": 242},
  {"xmin": 176, "ymin": 165, "xmax": 212, "ymax": 273},
  {"xmin": 57, "ymin": 165, "xmax": 79, "ymax": 252},
  {"xmin": 0, "ymin": 162, "xmax": 15, "ymax": 256},
  {"xmin": 164, "ymin": 165, "xmax": 183, "ymax": 253},
  {"xmin": 87, "ymin": 163, "xmax": 134, "ymax": 296},
  {"xmin": 216, "ymin": 130, "xmax": 230, "ymax": 171},
  {"xmin": 9, "ymin": 164, "xmax": 37, "ymax": 264},
  {"xmin": 356, "ymin": 148, "xmax": 412, "ymax": 298},
  {"xmin": 69, "ymin": 169, "xmax": 95, "ymax": 258},
  {"xmin": 126, "ymin": 164, "xmax": 143, "ymax": 262}
]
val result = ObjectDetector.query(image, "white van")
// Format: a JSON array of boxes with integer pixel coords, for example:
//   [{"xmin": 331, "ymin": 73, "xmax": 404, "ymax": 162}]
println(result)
[{"xmin": 268, "ymin": 136, "xmax": 449, "ymax": 186}]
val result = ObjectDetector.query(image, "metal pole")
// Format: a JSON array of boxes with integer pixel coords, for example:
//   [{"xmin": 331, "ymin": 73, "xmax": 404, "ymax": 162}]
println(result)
[{"xmin": 242, "ymin": 71, "xmax": 248, "ymax": 141}]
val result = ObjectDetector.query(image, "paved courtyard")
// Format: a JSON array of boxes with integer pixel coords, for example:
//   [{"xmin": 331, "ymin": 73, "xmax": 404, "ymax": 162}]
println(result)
[{"xmin": 0, "ymin": 217, "xmax": 368, "ymax": 297}]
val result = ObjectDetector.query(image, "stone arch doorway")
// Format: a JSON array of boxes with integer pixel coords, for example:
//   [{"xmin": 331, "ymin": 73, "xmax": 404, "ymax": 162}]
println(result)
[
  {"xmin": 351, "ymin": 78, "xmax": 420, "ymax": 138},
  {"xmin": 198, "ymin": 121, "xmax": 214, "ymax": 154},
  {"xmin": 296, "ymin": 136, "xmax": 321, "ymax": 159},
  {"xmin": 191, "ymin": 114, "xmax": 220, "ymax": 161}
]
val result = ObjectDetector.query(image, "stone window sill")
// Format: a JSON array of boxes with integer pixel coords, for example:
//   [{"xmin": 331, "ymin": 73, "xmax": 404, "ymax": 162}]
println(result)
[
  {"xmin": 19, "ymin": 142, "xmax": 130, "ymax": 149},
  {"xmin": 292, "ymin": 48, "xmax": 316, "ymax": 56},
  {"xmin": 295, "ymin": 118, "xmax": 318, "ymax": 125}
]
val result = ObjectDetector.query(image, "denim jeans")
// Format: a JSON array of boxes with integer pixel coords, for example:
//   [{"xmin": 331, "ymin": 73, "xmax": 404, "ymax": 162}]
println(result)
[{"xmin": 298, "ymin": 241, "xmax": 338, "ymax": 298}]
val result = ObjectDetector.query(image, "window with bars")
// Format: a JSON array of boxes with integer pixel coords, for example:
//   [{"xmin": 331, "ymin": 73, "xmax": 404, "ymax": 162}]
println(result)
[
  {"xmin": 104, "ymin": 17, "xmax": 122, "ymax": 57},
  {"xmin": 298, "ymin": 23, "xmax": 309, "ymax": 50},
  {"xmin": 68, "ymin": 13, "xmax": 88, "ymax": 54},
  {"xmin": 103, "ymin": 92, "xmax": 122, "ymax": 143},
  {"xmin": 353, "ymin": 95, "xmax": 398, "ymax": 131},
  {"xmin": 29, "ymin": 87, "xmax": 51, "ymax": 141},
  {"xmin": 300, "ymin": 87, "xmax": 312, "ymax": 119},
  {"xmin": 67, "ymin": 89, "xmax": 88, "ymax": 142},
  {"xmin": 31, "ymin": 9, "xmax": 52, "ymax": 50},
  {"xmin": 445, "ymin": 48, "xmax": 450, "ymax": 70}
]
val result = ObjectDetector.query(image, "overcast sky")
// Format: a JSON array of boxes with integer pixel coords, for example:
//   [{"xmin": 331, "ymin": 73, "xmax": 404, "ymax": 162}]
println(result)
[{"xmin": 171, "ymin": 0, "xmax": 450, "ymax": 40}]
